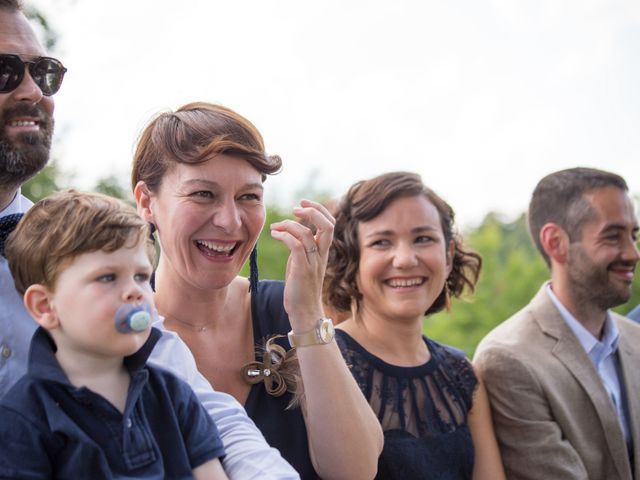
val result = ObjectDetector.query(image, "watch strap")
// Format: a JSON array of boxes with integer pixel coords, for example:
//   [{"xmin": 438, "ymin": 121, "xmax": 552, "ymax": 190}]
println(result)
[{"xmin": 288, "ymin": 318, "xmax": 334, "ymax": 348}]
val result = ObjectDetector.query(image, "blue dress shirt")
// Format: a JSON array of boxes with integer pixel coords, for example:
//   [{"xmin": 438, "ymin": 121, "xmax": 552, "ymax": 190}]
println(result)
[
  {"xmin": 0, "ymin": 192, "xmax": 36, "ymax": 395},
  {"xmin": 547, "ymin": 286, "xmax": 631, "ymax": 449}
]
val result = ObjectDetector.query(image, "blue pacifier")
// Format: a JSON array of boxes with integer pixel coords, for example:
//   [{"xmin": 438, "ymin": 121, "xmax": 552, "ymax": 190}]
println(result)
[{"xmin": 115, "ymin": 302, "xmax": 156, "ymax": 334}]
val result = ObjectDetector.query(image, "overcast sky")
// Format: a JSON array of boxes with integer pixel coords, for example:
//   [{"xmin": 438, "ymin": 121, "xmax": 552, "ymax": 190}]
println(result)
[{"xmin": 31, "ymin": 0, "xmax": 640, "ymax": 227}]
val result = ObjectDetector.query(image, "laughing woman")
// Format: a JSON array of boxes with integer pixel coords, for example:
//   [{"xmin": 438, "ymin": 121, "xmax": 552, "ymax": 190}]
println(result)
[
  {"xmin": 324, "ymin": 172, "xmax": 505, "ymax": 480},
  {"xmin": 131, "ymin": 103, "xmax": 382, "ymax": 479}
]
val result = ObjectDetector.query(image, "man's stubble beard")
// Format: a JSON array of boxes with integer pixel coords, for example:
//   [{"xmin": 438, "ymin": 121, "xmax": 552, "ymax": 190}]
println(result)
[
  {"xmin": 0, "ymin": 102, "xmax": 54, "ymax": 191},
  {"xmin": 567, "ymin": 243, "xmax": 631, "ymax": 312}
]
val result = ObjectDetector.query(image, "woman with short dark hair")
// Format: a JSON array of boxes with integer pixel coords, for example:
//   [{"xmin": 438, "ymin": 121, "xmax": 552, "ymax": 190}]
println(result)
[
  {"xmin": 132, "ymin": 102, "xmax": 382, "ymax": 479},
  {"xmin": 325, "ymin": 171, "xmax": 505, "ymax": 480}
]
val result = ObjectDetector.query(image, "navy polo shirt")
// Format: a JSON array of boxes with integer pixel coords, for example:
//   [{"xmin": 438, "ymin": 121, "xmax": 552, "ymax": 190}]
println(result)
[{"xmin": 0, "ymin": 327, "xmax": 225, "ymax": 479}]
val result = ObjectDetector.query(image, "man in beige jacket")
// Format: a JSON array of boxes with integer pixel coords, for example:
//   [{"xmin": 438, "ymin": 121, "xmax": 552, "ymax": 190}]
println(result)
[{"xmin": 474, "ymin": 167, "xmax": 640, "ymax": 480}]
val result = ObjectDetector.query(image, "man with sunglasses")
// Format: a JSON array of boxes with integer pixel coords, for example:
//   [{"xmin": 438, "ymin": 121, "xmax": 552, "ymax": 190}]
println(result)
[
  {"xmin": 0, "ymin": 2, "xmax": 298, "ymax": 478},
  {"xmin": 0, "ymin": 0, "xmax": 62, "ymax": 397},
  {"xmin": 0, "ymin": 9, "xmax": 61, "ymax": 213}
]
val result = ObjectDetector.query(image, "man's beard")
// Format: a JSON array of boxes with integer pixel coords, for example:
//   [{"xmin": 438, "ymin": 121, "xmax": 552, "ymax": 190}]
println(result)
[
  {"xmin": 0, "ymin": 102, "xmax": 54, "ymax": 190},
  {"xmin": 567, "ymin": 243, "xmax": 633, "ymax": 311}
]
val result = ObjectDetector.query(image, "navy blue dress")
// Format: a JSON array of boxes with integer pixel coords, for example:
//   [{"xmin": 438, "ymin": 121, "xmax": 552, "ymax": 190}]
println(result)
[
  {"xmin": 336, "ymin": 329, "xmax": 478, "ymax": 480},
  {"xmin": 244, "ymin": 280, "xmax": 318, "ymax": 479}
]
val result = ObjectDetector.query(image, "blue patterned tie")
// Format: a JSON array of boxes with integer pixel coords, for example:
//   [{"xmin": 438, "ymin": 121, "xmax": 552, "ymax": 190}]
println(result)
[{"xmin": 0, "ymin": 213, "xmax": 23, "ymax": 257}]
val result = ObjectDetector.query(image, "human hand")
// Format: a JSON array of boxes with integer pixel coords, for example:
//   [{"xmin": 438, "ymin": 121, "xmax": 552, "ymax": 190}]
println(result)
[{"xmin": 270, "ymin": 199, "xmax": 335, "ymax": 332}]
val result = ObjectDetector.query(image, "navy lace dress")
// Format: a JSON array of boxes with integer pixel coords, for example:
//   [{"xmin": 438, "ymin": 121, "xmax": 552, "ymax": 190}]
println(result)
[{"xmin": 336, "ymin": 330, "xmax": 478, "ymax": 480}]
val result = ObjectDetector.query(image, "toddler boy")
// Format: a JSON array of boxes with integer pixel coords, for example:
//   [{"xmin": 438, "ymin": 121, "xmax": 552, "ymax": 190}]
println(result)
[{"xmin": 0, "ymin": 190, "xmax": 228, "ymax": 479}]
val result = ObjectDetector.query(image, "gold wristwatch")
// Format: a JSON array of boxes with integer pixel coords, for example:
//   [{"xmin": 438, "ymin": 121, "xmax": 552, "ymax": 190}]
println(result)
[{"xmin": 288, "ymin": 318, "xmax": 335, "ymax": 348}]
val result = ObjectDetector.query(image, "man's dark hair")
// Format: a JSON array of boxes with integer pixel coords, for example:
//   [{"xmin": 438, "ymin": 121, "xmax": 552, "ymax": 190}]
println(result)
[{"xmin": 528, "ymin": 167, "xmax": 628, "ymax": 267}]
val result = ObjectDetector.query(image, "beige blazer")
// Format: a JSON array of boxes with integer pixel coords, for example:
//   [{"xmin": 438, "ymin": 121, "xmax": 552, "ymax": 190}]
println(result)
[{"xmin": 474, "ymin": 284, "xmax": 640, "ymax": 480}]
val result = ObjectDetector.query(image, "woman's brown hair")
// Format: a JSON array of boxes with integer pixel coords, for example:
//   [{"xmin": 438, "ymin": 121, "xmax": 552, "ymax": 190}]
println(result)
[
  {"xmin": 131, "ymin": 102, "xmax": 282, "ymax": 192},
  {"xmin": 324, "ymin": 171, "xmax": 482, "ymax": 318}
]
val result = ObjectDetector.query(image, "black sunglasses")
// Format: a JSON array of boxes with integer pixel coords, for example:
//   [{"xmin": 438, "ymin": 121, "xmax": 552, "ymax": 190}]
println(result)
[{"xmin": 0, "ymin": 54, "xmax": 67, "ymax": 96}]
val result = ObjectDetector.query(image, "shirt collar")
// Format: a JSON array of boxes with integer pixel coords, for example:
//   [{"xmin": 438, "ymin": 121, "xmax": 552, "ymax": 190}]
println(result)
[
  {"xmin": 28, "ymin": 327, "xmax": 162, "ymax": 384},
  {"xmin": 546, "ymin": 284, "xmax": 619, "ymax": 363},
  {"xmin": 0, "ymin": 188, "xmax": 33, "ymax": 217}
]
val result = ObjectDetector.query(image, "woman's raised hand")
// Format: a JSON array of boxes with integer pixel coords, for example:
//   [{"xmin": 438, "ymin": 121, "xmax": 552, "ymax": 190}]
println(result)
[{"xmin": 269, "ymin": 199, "xmax": 335, "ymax": 332}]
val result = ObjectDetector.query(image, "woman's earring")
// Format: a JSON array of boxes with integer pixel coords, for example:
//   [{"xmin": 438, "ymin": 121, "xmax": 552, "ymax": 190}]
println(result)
[
  {"xmin": 249, "ymin": 247, "xmax": 259, "ymax": 294},
  {"xmin": 149, "ymin": 222, "xmax": 157, "ymax": 292}
]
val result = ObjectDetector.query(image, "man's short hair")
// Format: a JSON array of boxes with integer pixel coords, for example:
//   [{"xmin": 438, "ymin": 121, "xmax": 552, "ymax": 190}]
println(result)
[
  {"xmin": 5, "ymin": 190, "xmax": 155, "ymax": 295},
  {"xmin": 528, "ymin": 167, "xmax": 628, "ymax": 267}
]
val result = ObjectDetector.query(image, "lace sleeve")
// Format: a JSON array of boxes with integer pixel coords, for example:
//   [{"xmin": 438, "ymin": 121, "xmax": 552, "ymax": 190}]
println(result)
[{"xmin": 437, "ymin": 343, "xmax": 478, "ymax": 414}]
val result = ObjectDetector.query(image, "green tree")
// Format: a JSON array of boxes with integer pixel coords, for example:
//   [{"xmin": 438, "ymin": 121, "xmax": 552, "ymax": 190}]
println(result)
[
  {"xmin": 424, "ymin": 211, "xmax": 640, "ymax": 356},
  {"xmin": 425, "ymin": 213, "xmax": 548, "ymax": 356},
  {"xmin": 21, "ymin": 161, "xmax": 69, "ymax": 201},
  {"xmin": 240, "ymin": 205, "xmax": 290, "ymax": 280},
  {"xmin": 94, "ymin": 175, "xmax": 133, "ymax": 204}
]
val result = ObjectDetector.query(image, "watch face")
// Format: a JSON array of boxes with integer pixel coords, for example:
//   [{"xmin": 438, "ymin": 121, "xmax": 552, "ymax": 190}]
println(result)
[{"xmin": 319, "ymin": 319, "xmax": 335, "ymax": 343}]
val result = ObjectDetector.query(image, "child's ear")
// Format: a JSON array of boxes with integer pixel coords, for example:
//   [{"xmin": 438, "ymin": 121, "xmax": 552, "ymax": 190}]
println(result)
[
  {"xmin": 134, "ymin": 181, "xmax": 154, "ymax": 223},
  {"xmin": 24, "ymin": 284, "xmax": 60, "ymax": 330}
]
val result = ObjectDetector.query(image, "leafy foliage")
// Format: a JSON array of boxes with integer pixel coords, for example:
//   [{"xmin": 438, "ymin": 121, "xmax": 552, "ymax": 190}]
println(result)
[
  {"xmin": 424, "ymin": 213, "xmax": 549, "ymax": 356},
  {"xmin": 22, "ymin": 162, "xmax": 67, "ymax": 201},
  {"xmin": 240, "ymin": 206, "xmax": 290, "ymax": 280},
  {"xmin": 94, "ymin": 175, "xmax": 134, "ymax": 205},
  {"xmin": 425, "ymin": 213, "xmax": 640, "ymax": 356}
]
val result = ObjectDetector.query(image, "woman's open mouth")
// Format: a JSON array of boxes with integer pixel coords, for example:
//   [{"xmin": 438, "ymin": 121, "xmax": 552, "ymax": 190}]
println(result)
[
  {"xmin": 195, "ymin": 240, "xmax": 239, "ymax": 257},
  {"xmin": 385, "ymin": 277, "xmax": 426, "ymax": 288}
]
